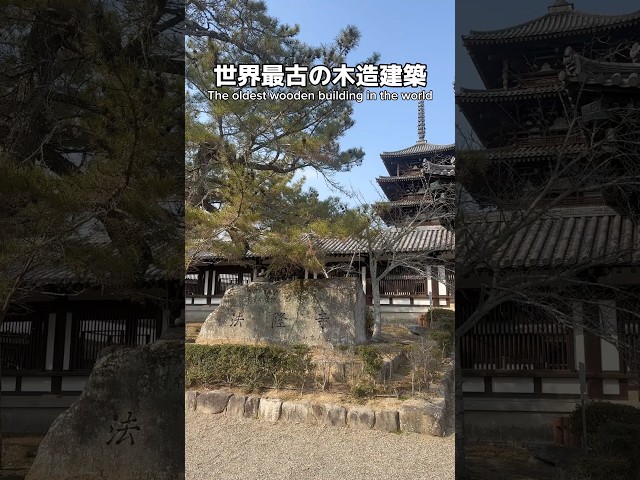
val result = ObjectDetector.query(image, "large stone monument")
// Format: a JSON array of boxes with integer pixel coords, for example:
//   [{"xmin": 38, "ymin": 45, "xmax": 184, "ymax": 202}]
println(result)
[
  {"xmin": 27, "ymin": 340, "xmax": 184, "ymax": 480},
  {"xmin": 196, "ymin": 278, "xmax": 367, "ymax": 346}
]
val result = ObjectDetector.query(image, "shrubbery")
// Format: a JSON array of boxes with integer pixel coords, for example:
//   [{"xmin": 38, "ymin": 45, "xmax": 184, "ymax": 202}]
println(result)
[
  {"xmin": 426, "ymin": 308, "xmax": 455, "ymax": 356},
  {"xmin": 568, "ymin": 401, "xmax": 640, "ymax": 450},
  {"xmin": 354, "ymin": 345, "xmax": 383, "ymax": 378},
  {"xmin": 185, "ymin": 343, "xmax": 313, "ymax": 392},
  {"xmin": 566, "ymin": 401, "xmax": 640, "ymax": 480}
]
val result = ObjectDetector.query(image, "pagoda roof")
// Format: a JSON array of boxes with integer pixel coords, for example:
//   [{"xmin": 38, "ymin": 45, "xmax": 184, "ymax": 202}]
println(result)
[
  {"xmin": 457, "ymin": 85, "xmax": 563, "ymax": 102},
  {"xmin": 424, "ymin": 161, "xmax": 455, "ymax": 177},
  {"xmin": 484, "ymin": 144, "xmax": 587, "ymax": 161},
  {"xmin": 463, "ymin": 9, "xmax": 640, "ymax": 45},
  {"xmin": 376, "ymin": 162, "xmax": 454, "ymax": 183},
  {"xmin": 380, "ymin": 141, "xmax": 454, "ymax": 159},
  {"xmin": 561, "ymin": 47, "xmax": 640, "ymax": 89},
  {"xmin": 377, "ymin": 174, "xmax": 424, "ymax": 183},
  {"xmin": 378, "ymin": 198, "xmax": 429, "ymax": 207}
]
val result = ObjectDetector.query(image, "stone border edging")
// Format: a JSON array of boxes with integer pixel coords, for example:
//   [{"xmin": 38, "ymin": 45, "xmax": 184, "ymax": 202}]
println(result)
[{"xmin": 186, "ymin": 368, "xmax": 453, "ymax": 437}]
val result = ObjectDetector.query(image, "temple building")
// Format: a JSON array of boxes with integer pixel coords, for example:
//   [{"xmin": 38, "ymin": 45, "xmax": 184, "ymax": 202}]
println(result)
[
  {"xmin": 1, "ymin": 268, "xmax": 177, "ymax": 433},
  {"xmin": 375, "ymin": 100, "xmax": 455, "ymax": 227},
  {"xmin": 456, "ymin": 1, "xmax": 640, "ymax": 441}
]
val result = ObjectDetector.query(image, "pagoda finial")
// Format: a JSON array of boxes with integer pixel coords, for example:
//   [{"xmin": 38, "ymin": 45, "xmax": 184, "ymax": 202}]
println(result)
[
  {"xmin": 548, "ymin": 0, "xmax": 573, "ymax": 13},
  {"xmin": 417, "ymin": 100, "xmax": 425, "ymax": 143}
]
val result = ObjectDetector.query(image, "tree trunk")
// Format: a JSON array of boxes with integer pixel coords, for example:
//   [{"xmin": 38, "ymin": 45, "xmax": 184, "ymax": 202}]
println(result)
[{"xmin": 370, "ymin": 259, "xmax": 382, "ymax": 342}]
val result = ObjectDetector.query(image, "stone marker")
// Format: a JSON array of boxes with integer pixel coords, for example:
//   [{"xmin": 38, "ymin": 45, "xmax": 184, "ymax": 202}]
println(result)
[
  {"xmin": 196, "ymin": 278, "xmax": 367, "ymax": 347},
  {"xmin": 27, "ymin": 341, "xmax": 183, "ymax": 480}
]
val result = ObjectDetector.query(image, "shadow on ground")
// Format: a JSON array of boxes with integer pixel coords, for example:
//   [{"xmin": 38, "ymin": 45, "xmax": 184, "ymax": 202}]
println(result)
[
  {"xmin": 1, "ymin": 435, "xmax": 43, "ymax": 480},
  {"xmin": 465, "ymin": 443, "xmax": 562, "ymax": 480}
]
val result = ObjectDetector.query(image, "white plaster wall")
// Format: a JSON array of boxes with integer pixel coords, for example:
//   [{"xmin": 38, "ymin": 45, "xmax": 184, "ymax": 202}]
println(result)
[
  {"xmin": 492, "ymin": 377, "xmax": 534, "ymax": 394},
  {"xmin": 21, "ymin": 377, "xmax": 52, "ymax": 392},
  {"xmin": 462, "ymin": 377, "xmax": 485, "ymax": 393},
  {"xmin": 541, "ymin": 378, "xmax": 580, "ymax": 394},
  {"xmin": 602, "ymin": 379, "xmax": 621, "ymax": 395}
]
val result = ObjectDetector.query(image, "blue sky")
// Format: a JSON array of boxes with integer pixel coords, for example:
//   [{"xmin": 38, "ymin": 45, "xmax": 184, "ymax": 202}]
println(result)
[{"xmin": 264, "ymin": 0, "xmax": 455, "ymax": 206}]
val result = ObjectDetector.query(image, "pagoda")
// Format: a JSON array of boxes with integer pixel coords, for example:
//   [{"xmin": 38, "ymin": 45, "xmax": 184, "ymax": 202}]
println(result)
[
  {"xmin": 456, "ymin": 1, "xmax": 640, "ymax": 442},
  {"xmin": 375, "ymin": 100, "xmax": 454, "ymax": 227}
]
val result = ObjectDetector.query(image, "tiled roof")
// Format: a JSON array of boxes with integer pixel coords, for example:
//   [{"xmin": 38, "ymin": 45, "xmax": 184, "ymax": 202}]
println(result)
[
  {"xmin": 463, "ymin": 10, "xmax": 640, "ymax": 44},
  {"xmin": 561, "ymin": 47, "xmax": 640, "ymax": 89},
  {"xmin": 377, "ymin": 174, "xmax": 424, "ymax": 183},
  {"xmin": 19, "ymin": 263, "xmax": 166, "ymax": 285},
  {"xmin": 192, "ymin": 227, "xmax": 454, "ymax": 261},
  {"xmin": 317, "ymin": 226, "xmax": 454, "ymax": 255},
  {"xmin": 381, "ymin": 141, "xmax": 454, "ymax": 159},
  {"xmin": 424, "ymin": 162, "xmax": 455, "ymax": 176},
  {"xmin": 457, "ymin": 85, "xmax": 563, "ymax": 102},
  {"xmin": 383, "ymin": 199, "xmax": 426, "ymax": 207},
  {"xmin": 485, "ymin": 145, "xmax": 587, "ymax": 160},
  {"xmin": 461, "ymin": 210, "xmax": 640, "ymax": 268}
]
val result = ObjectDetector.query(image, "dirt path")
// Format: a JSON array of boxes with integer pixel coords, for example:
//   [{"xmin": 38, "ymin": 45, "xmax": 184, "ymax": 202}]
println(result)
[
  {"xmin": 465, "ymin": 443, "xmax": 562, "ymax": 480},
  {"xmin": 186, "ymin": 411, "xmax": 455, "ymax": 480}
]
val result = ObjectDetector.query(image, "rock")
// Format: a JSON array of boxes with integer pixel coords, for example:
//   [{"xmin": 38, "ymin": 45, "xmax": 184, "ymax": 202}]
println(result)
[
  {"xmin": 424, "ymin": 400, "xmax": 447, "ymax": 436},
  {"xmin": 226, "ymin": 395, "xmax": 246, "ymax": 417},
  {"xmin": 407, "ymin": 325, "xmax": 429, "ymax": 336},
  {"xmin": 26, "ymin": 341, "xmax": 183, "ymax": 480},
  {"xmin": 374, "ymin": 410, "xmax": 400, "ymax": 433},
  {"xmin": 308, "ymin": 403, "xmax": 346, "ymax": 427},
  {"xmin": 399, "ymin": 405, "xmax": 446, "ymax": 436},
  {"xmin": 525, "ymin": 441, "xmax": 582, "ymax": 467},
  {"xmin": 185, "ymin": 391, "xmax": 199, "ymax": 411},
  {"xmin": 196, "ymin": 278, "xmax": 367, "ymax": 347},
  {"xmin": 258, "ymin": 398, "xmax": 282, "ymax": 422},
  {"xmin": 281, "ymin": 402, "xmax": 312, "ymax": 424},
  {"xmin": 197, "ymin": 390, "xmax": 232, "ymax": 414},
  {"xmin": 244, "ymin": 396, "xmax": 260, "ymax": 419},
  {"xmin": 347, "ymin": 407, "xmax": 375, "ymax": 430},
  {"xmin": 310, "ymin": 403, "xmax": 327, "ymax": 424},
  {"xmin": 324, "ymin": 404, "xmax": 347, "ymax": 427}
]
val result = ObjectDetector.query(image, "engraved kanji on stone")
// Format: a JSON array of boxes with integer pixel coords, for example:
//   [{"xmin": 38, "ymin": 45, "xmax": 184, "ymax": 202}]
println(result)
[
  {"xmin": 316, "ymin": 310, "xmax": 329, "ymax": 331},
  {"xmin": 229, "ymin": 312, "xmax": 243, "ymax": 327},
  {"xmin": 272, "ymin": 312, "xmax": 286, "ymax": 328},
  {"xmin": 106, "ymin": 411, "xmax": 141, "ymax": 446}
]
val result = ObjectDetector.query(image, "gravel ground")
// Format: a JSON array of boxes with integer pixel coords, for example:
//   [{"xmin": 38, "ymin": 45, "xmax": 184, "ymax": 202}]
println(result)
[{"xmin": 186, "ymin": 411, "xmax": 455, "ymax": 480}]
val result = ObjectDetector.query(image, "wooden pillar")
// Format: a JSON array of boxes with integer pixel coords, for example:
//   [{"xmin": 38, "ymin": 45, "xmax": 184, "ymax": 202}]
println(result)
[
  {"xmin": 62, "ymin": 312, "xmax": 73, "ymax": 370},
  {"xmin": 572, "ymin": 302, "xmax": 585, "ymax": 371},
  {"xmin": 210, "ymin": 269, "xmax": 216, "ymax": 297},
  {"xmin": 45, "ymin": 313, "xmax": 56, "ymax": 371},
  {"xmin": 600, "ymin": 300, "xmax": 620, "ymax": 372},
  {"xmin": 51, "ymin": 299, "xmax": 68, "ymax": 392}
]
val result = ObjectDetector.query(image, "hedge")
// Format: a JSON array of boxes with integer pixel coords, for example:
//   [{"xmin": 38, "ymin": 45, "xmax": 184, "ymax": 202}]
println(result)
[{"xmin": 186, "ymin": 343, "xmax": 313, "ymax": 391}]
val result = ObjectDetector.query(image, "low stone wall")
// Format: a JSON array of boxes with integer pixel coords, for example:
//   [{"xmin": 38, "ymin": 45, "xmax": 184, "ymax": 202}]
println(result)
[{"xmin": 186, "ymin": 388, "xmax": 451, "ymax": 437}]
